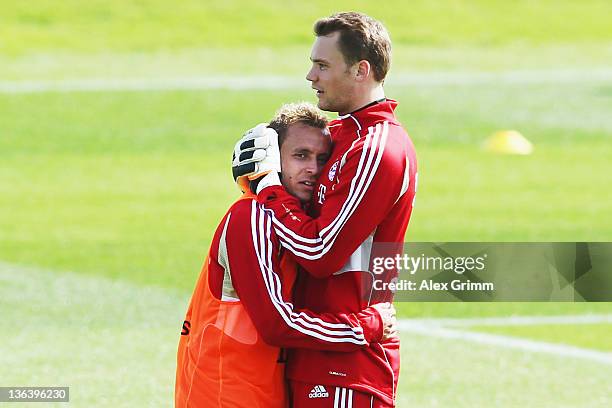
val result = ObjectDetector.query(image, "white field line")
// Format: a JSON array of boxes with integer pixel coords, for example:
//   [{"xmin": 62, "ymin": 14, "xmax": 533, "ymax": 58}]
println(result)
[
  {"xmin": 400, "ymin": 314, "xmax": 612, "ymax": 327},
  {"xmin": 0, "ymin": 76, "xmax": 300, "ymax": 93},
  {"xmin": 398, "ymin": 317, "xmax": 612, "ymax": 365},
  {"xmin": 1, "ymin": 69, "xmax": 612, "ymax": 93},
  {"xmin": 3, "ymin": 261, "xmax": 611, "ymax": 365}
]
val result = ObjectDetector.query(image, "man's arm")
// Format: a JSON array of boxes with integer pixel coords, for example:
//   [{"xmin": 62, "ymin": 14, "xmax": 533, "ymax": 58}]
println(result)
[
  {"xmin": 224, "ymin": 199, "xmax": 388, "ymax": 351},
  {"xmin": 257, "ymin": 122, "xmax": 410, "ymax": 277}
]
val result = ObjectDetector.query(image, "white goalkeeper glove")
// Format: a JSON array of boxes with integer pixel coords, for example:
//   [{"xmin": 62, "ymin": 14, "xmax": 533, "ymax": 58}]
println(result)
[{"xmin": 232, "ymin": 123, "xmax": 281, "ymax": 194}]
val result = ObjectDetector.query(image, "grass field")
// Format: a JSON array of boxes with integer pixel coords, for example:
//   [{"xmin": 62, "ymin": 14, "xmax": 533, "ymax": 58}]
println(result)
[
  {"xmin": 1, "ymin": 1, "xmax": 611, "ymax": 406},
  {"xmin": 2, "ymin": 0, "xmax": 612, "ymax": 54},
  {"xmin": 2, "ymin": 263, "xmax": 610, "ymax": 407}
]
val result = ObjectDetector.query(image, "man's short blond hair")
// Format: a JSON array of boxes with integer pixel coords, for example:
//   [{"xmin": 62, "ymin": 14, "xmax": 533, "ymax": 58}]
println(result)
[{"xmin": 268, "ymin": 102, "xmax": 329, "ymax": 146}]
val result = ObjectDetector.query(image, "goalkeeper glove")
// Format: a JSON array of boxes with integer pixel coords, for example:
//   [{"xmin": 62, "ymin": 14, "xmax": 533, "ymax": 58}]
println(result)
[{"xmin": 232, "ymin": 123, "xmax": 281, "ymax": 194}]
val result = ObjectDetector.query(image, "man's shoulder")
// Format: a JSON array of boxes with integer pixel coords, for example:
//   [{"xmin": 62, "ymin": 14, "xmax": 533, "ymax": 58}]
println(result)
[
  {"xmin": 328, "ymin": 119, "xmax": 343, "ymax": 138},
  {"xmin": 385, "ymin": 120, "xmax": 411, "ymax": 142},
  {"xmin": 329, "ymin": 118, "xmax": 343, "ymax": 127},
  {"xmin": 227, "ymin": 195, "xmax": 280, "ymax": 226},
  {"xmin": 226, "ymin": 195, "xmax": 257, "ymax": 220},
  {"xmin": 230, "ymin": 194, "xmax": 257, "ymax": 207},
  {"xmin": 351, "ymin": 120, "xmax": 409, "ymax": 151},
  {"xmin": 334, "ymin": 121, "xmax": 410, "ymax": 174}
]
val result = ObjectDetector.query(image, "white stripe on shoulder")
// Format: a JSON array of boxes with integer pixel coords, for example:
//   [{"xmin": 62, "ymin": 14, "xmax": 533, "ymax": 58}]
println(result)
[{"xmin": 396, "ymin": 155, "xmax": 411, "ymax": 204}]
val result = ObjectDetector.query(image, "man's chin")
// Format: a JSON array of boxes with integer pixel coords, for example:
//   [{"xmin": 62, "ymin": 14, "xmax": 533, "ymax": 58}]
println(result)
[
  {"xmin": 298, "ymin": 194, "xmax": 312, "ymax": 205},
  {"xmin": 317, "ymin": 99, "xmax": 333, "ymax": 112},
  {"xmin": 285, "ymin": 189, "xmax": 312, "ymax": 205},
  {"xmin": 318, "ymin": 99, "xmax": 344, "ymax": 114}
]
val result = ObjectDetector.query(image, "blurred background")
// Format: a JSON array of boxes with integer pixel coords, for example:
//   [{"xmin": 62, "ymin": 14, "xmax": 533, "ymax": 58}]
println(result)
[{"xmin": 1, "ymin": 1, "xmax": 611, "ymax": 406}]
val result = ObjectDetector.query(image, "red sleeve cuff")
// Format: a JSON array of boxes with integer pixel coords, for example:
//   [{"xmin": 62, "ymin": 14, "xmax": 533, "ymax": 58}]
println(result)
[
  {"xmin": 357, "ymin": 307, "xmax": 384, "ymax": 343},
  {"xmin": 256, "ymin": 184, "xmax": 287, "ymax": 202}
]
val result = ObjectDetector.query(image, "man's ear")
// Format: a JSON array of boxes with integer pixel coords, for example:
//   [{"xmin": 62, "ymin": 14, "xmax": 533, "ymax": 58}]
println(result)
[{"xmin": 355, "ymin": 60, "xmax": 371, "ymax": 82}]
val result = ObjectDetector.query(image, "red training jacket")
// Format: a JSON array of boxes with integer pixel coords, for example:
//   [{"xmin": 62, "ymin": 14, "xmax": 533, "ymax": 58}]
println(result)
[{"xmin": 257, "ymin": 99, "xmax": 418, "ymax": 405}]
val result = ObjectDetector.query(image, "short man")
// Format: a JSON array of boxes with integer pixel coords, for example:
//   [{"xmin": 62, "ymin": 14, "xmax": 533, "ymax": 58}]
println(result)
[
  {"xmin": 233, "ymin": 13, "xmax": 418, "ymax": 407},
  {"xmin": 176, "ymin": 103, "xmax": 396, "ymax": 407}
]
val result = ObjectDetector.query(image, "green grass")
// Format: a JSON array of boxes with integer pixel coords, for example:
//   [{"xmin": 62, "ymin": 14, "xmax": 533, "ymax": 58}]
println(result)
[
  {"xmin": 2, "ymin": 264, "xmax": 610, "ymax": 407},
  {"xmin": 396, "ymin": 334, "xmax": 611, "ymax": 408},
  {"xmin": 1, "ymin": 2, "xmax": 611, "ymax": 405},
  {"xmin": 395, "ymin": 303, "xmax": 612, "ymax": 319},
  {"xmin": 2, "ymin": 0, "xmax": 612, "ymax": 55},
  {"xmin": 472, "ymin": 323, "xmax": 612, "ymax": 352},
  {"xmin": 1, "ymin": 78, "xmax": 611, "ymax": 292},
  {"xmin": 0, "ymin": 263, "xmax": 183, "ymax": 407}
]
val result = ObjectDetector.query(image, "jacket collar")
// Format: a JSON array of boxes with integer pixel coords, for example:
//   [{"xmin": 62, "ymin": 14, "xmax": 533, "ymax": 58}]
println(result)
[{"xmin": 336, "ymin": 99, "xmax": 399, "ymax": 133}]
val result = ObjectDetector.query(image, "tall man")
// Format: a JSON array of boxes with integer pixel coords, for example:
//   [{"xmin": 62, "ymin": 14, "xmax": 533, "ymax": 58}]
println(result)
[
  {"xmin": 233, "ymin": 12, "xmax": 418, "ymax": 407},
  {"xmin": 176, "ymin": 103, "xmax": 396, "ymax": 408}
]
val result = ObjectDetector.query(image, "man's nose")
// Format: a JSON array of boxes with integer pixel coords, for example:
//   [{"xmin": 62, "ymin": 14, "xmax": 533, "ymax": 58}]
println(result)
[
  {"xmin": 306, "ymin": 66, "xmax": 316, "ymax": 82},
  {"xmin": 305, "ymin": 159, "xmax": 318, "ymax": 175}
]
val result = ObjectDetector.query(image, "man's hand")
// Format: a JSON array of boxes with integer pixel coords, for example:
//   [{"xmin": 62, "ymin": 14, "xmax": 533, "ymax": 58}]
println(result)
[
  {"xmin": 371, "ymin": 302, "xmax": 398, "ymax": 341},
  {"xmin": 232, "ymin": 123, "xmax": 281, "ymax": 194}
]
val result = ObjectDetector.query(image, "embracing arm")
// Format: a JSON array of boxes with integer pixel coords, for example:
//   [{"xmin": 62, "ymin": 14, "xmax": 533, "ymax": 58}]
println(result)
[{"xmin": 224, "ymin": 199, "xmax": 388, "ymax": 351}]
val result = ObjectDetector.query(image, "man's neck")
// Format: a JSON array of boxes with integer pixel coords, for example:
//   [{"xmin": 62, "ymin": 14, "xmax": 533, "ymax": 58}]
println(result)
[{"xmin": 340, "ymin": 84, "xmax": 385, "ymax": 116}]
